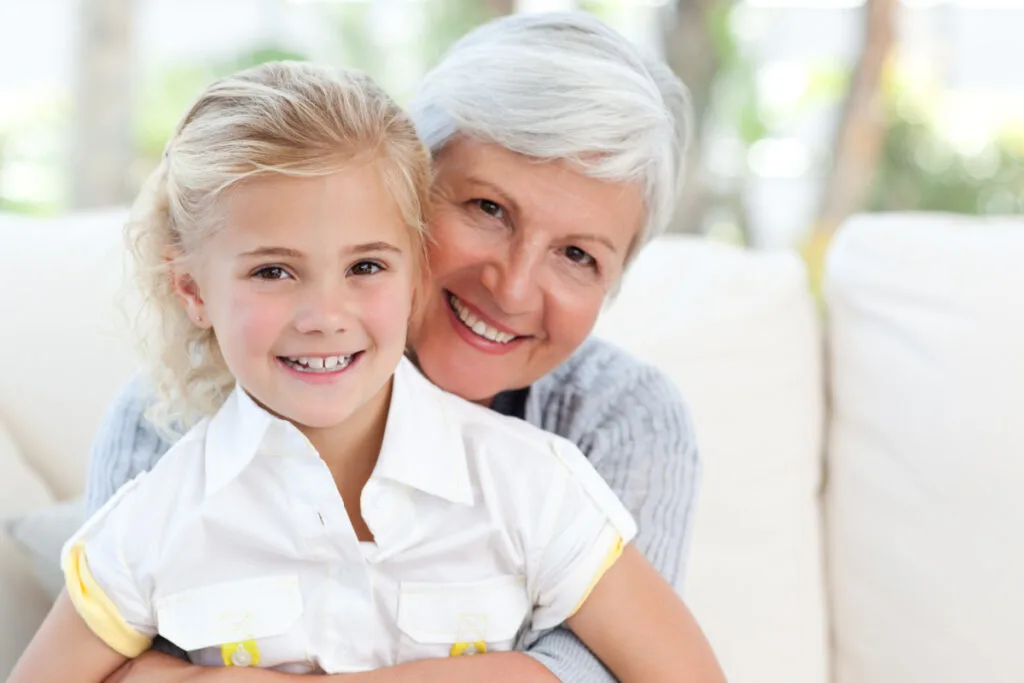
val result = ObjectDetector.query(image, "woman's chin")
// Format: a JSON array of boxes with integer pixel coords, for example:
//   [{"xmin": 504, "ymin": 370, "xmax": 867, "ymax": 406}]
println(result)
[{"xmin": 418, "ymin": 356, "xmax": 506, "ymax": 404}]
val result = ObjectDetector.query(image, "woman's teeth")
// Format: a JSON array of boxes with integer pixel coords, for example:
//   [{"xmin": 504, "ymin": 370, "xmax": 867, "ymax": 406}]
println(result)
[
  {"xmin": 448, "ymin": 294, "xmax": 516, "ymax": 344},
  {"xmin": 281, "ymin": 354, "xmax": 353, "ymax": 373}
]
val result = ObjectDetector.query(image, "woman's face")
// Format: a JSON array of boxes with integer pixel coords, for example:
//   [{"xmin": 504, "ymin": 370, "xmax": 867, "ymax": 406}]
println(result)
[{"xmin": 411, "ymin": 137, "xmax": 645, "ymax": 403}]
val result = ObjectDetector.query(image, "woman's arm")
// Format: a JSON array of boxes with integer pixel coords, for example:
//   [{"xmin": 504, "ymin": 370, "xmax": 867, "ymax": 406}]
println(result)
[
  {"xmin": 8, "ymin": 592, "xmax": 128, "ymax": 683},
  {"xmin": 85, "ymin": 376, "xmax": 173, "ymax": 515},
  {"xmin": 522, "ymin": 344, "xmax": 705, "ymax": 682},
  {"xmin": 566, "ymin": 545, "xmax": 725, "ymax": 683}
]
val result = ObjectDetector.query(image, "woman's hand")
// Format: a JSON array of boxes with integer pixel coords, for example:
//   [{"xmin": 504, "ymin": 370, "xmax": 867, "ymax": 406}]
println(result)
[
  {"xmin": 567, "ymin": 545, "xmax": 726, "ymax": 683},
  {"xmin": 101, "ymin": 647, "xmax": 557, "ymax": 683}
]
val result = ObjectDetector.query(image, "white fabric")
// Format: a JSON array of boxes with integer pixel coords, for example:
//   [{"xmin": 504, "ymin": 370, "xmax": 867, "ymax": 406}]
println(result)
[
  {"xmin": 0, "ymin": 209, "xmax": 137, "ymax": 500},
  {"xmin": 596, "ymin": 236, "xmax": 829, "ymax": 683},
  {"xmin": 65, "ymin": 358, "xmax": 636, "ymax": 673},
  {"xmin": 825, "ymin": 214, "xmax": 1024, "ymax": 683}
]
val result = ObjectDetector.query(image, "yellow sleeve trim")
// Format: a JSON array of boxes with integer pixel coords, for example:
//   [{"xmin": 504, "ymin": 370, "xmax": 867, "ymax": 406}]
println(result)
[
  {"xmin": 569, "ymin": 535, "xmax": 624, "ymax": 617},
  {"xmin": 63, "ymin": 542, "xmax": 152, "ymax": 657}
]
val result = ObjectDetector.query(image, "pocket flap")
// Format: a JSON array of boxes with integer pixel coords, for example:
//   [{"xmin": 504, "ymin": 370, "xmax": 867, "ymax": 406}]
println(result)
[
  {"xmin": 397, "ymin": 576, "xmax": 530, "ymax": 644},
  {"xmin": 155, "ymin": 575, "xmax": 303, "ymax": 651}
]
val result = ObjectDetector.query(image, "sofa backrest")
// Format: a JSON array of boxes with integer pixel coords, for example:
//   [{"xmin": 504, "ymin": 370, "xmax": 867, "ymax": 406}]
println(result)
[
  {"xmin": 825, "ymin": 213, "xmax": 1024, "ymax": 683},
  {"xmin": 0, "ymin": 209, "xmax": 137, "ymax": 501},
  {"xmin": 597, "ymin": 236, "xmax": 829, "ymax": 683}
]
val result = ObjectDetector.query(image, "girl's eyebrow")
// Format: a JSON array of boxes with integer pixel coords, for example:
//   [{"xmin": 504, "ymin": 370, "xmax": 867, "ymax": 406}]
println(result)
[
  {"xmin": 239, "ymin": 242, "xmax": 401, "ymax": 259},
  {"xmin": 240, "ymin": 246, "xmax": 304, "ymax": 259},
  {"xmin": 348, "ymin": 241, "xmax": 402, "ymax": 255}
]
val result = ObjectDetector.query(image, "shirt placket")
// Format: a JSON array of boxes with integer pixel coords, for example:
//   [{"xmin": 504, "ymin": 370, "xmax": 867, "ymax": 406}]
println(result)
[{"xmin": 298, "ymin": 455, "xmax": 378, "ymax": 672}]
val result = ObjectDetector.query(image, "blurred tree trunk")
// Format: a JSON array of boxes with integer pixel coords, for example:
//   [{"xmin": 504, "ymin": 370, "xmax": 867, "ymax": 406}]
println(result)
[
  {"xmin": 813, "ymin": 0, "xmax": 897, "ymax": 239},
  {"xmin": 487, "ymin": 0, "xmax": 515, "ymax": 14},
  {"xmin": 662, "ymin": 0, "xmax": 734, "ymax": 235},
  {"xmin": 70, "ymin": 0, "xmax": 134, "ymax": 209}
]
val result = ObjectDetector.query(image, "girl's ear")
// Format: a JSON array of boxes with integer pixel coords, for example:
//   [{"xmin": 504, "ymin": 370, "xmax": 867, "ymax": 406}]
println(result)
[{"xmin": 167, "ymin": 253, "xmax": 211, "ymax": 329}]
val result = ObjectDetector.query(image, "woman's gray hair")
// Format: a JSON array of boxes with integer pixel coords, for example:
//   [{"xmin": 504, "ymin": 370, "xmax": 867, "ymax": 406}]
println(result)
[{"xmin": 410, "ymin": 11, "xmax": 692, "ymax": 259}]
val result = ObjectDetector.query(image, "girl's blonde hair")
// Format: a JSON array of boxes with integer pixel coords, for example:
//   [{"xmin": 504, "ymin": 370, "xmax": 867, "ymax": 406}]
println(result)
[{"xmin": 126, "ymin": 61, "xmax": 431, "ymax": 434}]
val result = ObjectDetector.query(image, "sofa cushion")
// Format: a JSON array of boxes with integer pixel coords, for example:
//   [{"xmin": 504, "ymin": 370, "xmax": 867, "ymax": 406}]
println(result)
[
  {"xmin": 3, "ymin": 499, "xmax": 86, "ymax": 601},
  {"xmin": 0, "ymin": 209, "xmax": 138, "ymax": 500},
  {"xmin": 0, "ymin": 531, "xmax": 55, "ymax": 679},
  {"xmin": 0, "ymin": 417, "xmax": 52, "ymax": 518},
  {"xmin": 596, "ymin": 236, "xmax": 828, "ymax": 683},
  {"xmin": 825, "ymin": 213, "xmax": 1024, "ymax": 683}
]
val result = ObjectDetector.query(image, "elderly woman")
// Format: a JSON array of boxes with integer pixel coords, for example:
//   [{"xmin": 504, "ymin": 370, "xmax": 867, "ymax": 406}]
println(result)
[{"xmin": 86, "ymin": 11, "xmax": 721, "ymax": 683}]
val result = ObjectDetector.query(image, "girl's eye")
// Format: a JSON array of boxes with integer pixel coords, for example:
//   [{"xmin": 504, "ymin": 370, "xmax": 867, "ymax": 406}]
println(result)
[
  {"xmin": 475, "ymin": 199, "xmax": 505, "ymax": 219},
  {"xmin": 563, "ymin": 246, "xmax": 597, "ymax": 269},
  {"xmin": 253, "ymin": 266, "xmax": 291, "ymax": 280},
  {"xmin": 349, "ymin": 260, "xmax": 383, "ymax": 276}
]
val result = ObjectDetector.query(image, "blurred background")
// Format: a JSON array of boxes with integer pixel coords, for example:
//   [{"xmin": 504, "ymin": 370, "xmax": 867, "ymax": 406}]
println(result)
[{"xmin": 1, "ymin": 0, "xmax": 1022, "ymax": 262}]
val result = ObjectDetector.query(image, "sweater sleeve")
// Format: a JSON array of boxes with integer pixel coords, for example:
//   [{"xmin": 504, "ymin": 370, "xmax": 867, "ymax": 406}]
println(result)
[
  {"xmin": 522, "ymin": 339, "xmax": 702, "ymax": 682},
  {"xmin": 84, "ymin": 376, "xmax": 174, "ymax": 516}
]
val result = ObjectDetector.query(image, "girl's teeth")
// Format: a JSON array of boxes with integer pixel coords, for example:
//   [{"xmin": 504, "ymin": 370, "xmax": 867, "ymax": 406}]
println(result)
[
  {"xmin": 448, "ymin": 294, "xmax": 516, "ymax": 344},
  {"xmin": 283, "ymin": 355, "xmax": 353, "ymax": 373}
]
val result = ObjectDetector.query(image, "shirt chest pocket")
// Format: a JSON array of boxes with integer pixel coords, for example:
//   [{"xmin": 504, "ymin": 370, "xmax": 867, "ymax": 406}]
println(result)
[
  {"xmin": 396, "ymin": 576, "xmax": 531, "ymax": 662},
  {"xmin": 155, "ymin": 575, "xmax": 313, "ymax": 672}
]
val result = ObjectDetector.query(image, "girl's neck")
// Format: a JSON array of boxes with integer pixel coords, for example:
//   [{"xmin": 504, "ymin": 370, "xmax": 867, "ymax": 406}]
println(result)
[{"xmin": 298, "ymin": 377, "xmax": 394, "ymax": 541}]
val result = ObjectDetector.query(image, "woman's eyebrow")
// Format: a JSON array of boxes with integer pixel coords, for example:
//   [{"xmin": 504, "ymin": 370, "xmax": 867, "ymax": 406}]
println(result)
[
  {"xmin": 462, "ymin": 175, "xmax": 520, "ymax": 215},
  {"xmin": 565, "ymin": 232, "xmax": 618, "ymax": 253}
]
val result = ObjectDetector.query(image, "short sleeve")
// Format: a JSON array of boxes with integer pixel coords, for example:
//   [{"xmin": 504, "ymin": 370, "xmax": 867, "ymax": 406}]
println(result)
[
  {"xmin": 528, "ymin": 439, "xmax": 638, "ymax": 631},
  {"xmin": 61, "ymin": 472, "xmax": 157, "ymax": 657}
]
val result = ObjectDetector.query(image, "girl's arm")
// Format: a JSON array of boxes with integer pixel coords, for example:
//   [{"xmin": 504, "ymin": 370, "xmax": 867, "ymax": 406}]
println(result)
[
  {"xmin": 566, "ymin": 545, "xmax": 726, "ymax": 683},
  {"xmin": 8, "ymin": 592, "xmax": 129, "ymax": 683}
]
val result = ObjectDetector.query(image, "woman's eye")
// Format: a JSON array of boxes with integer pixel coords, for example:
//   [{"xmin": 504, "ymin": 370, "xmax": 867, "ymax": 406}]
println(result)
[
  {"xmin": 253, "ymin": 266, "xmax": 290, "ymax": 280},
  {"xmin": 475, "ymin": 199, "xmax": 505, "ymax": 219},
  {"xmin": 349, "ymin": 260, "xmax": 383, "ymax": 276},
  {"xmin": 563, "ymin": 246, "xmax": 596, "ymax": 269}
]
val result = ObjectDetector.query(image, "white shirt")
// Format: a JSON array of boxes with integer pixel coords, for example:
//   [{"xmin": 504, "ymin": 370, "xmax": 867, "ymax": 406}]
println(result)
[{"xmin": 64, "ymin": 358, "xmax": 636, "ymax": 673}]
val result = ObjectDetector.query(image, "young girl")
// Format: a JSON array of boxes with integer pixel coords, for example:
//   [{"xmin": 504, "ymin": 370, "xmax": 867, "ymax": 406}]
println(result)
[{"xmin": 9, "ymin": 62, "xmax": 707, "ymax": 683}]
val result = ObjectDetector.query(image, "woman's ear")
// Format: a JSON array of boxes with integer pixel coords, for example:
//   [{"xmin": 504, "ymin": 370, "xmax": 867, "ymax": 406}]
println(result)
[{"xmin": 167, "ymin": 252, "xmax": 211, "ymax": 329}]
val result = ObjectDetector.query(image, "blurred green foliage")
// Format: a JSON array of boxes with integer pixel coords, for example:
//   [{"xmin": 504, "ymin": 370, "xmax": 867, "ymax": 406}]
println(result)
[
  {"xmin": 136, "ymin": 46, "xmax": 310, "ymax": 164},
  {"xmin": 869, "ymin": 96, "xmax": 1024, "ymax": 215}
]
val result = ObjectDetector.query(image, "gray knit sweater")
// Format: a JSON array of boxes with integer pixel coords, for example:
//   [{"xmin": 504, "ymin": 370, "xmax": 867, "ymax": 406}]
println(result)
[{"xmin": 84, "ymin": 336, "xmax": 701, "ymax": 683}]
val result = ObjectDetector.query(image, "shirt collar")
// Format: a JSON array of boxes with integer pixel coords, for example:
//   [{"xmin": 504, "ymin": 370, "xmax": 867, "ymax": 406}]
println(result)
[
  {"xmin": 203, "ymin": 357, "xmax": 473, "ymax": 505},
  {"xmin": 203, "ymin": 385, "xmax": 312, "ymax": 497},
  {"xmin": 370, "ymin": 357, "xmax": 474, "ymax": 506}
]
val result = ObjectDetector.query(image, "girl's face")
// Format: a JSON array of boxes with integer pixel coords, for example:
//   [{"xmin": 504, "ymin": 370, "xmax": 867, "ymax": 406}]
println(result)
[
  {"xmin": 173, "ymin": 164, "xmax": 416, "ymax": 437},
  {"xmin": 410, "ymin": 138, "xmax": 645, "ymax": 404}
]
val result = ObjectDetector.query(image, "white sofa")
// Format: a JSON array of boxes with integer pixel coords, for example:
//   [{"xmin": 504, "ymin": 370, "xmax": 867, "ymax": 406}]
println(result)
[{"xmin": 1, "ymin": 209, "xmax": 1022, "ymax": 683}]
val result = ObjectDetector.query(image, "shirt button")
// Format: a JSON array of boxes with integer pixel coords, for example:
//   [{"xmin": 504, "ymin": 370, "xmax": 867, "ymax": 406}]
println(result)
[{"xmin": 231, "ymin": 646, "xmax": 253, "ymax": 667}]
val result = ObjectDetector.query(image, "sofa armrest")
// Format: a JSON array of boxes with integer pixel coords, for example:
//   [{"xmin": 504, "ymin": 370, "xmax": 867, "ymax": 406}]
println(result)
[{"xmin": 0, "ymin": 530, "xmax": 52, "ymax": 680}]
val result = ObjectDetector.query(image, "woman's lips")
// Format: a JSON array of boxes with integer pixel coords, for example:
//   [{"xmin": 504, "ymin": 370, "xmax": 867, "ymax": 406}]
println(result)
[{"xmin": 444, "ymin": 291, "xmax": 527, "ymax": 355}]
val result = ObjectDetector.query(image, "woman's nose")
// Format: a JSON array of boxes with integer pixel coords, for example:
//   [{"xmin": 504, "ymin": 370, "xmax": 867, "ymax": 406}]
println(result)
[{"xmin": 480, "ymin": 242, "xmax": 542, "ymax": 314}]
